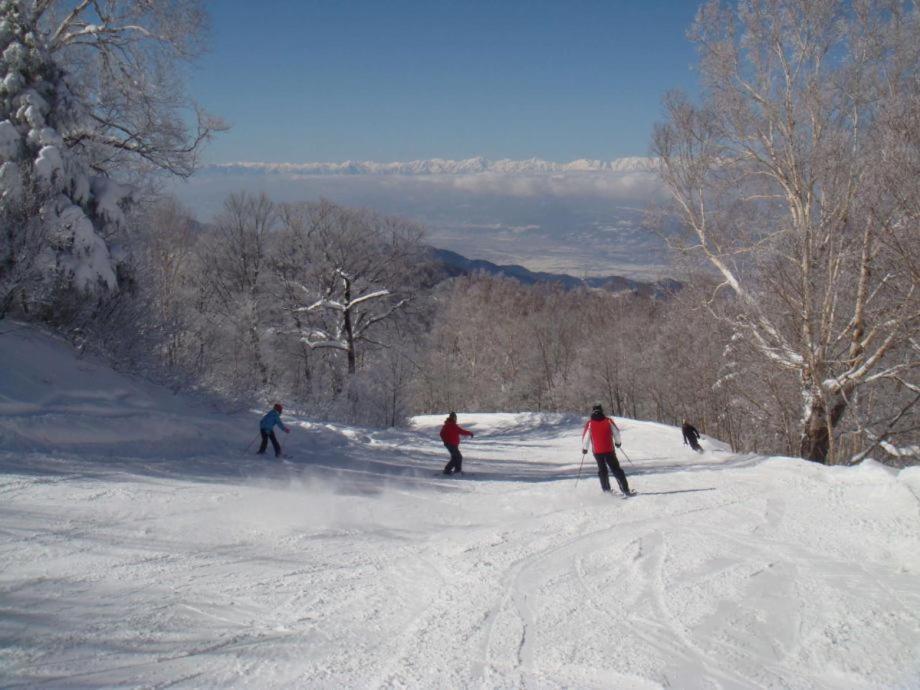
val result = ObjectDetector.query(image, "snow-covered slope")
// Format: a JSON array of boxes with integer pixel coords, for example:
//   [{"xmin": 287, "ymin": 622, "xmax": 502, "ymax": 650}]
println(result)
[{"xmin": 2, "ymin": 325, "xmax": 920, "ymax": 688}]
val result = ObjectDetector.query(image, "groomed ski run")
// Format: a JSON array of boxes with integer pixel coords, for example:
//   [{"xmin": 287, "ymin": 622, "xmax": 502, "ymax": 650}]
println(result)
[{"xmin": 2, "ymin": 326, "xmax": 919, "ymax": 689}]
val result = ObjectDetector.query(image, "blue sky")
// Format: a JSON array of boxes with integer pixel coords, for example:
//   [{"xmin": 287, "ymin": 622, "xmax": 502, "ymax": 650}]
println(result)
[{"xmin": 190, "ymin": 0, "xmax": 701, "ymax": 164}]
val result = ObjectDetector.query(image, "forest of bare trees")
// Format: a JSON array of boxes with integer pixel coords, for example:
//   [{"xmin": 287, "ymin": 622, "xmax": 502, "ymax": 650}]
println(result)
[{"xmin": 411, "ymin": 273, "xmax": 808, "ymax": 459}]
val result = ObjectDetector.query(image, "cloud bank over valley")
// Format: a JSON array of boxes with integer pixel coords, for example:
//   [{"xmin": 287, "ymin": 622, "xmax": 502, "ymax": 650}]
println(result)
[{"xmin": 173, "ymin": 157, "xmax": 674, "ymax": 280}]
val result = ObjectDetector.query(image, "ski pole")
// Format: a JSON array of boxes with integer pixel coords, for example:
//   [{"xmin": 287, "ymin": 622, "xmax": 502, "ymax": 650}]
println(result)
[
  {"xmin": 619, "ymin": 447, "xmax": 634, "ymax": 465},
  {"xmin": 575, "ymin": 450, "xmax": 587, "ymax": 487},
  {"xmin": 244, "ymin": 433, "xmax": 260, "ymax": 454}
]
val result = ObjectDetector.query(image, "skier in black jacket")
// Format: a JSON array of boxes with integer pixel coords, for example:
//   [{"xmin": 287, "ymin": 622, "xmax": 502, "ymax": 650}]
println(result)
[{"xmin": 682, "ymin": 419, "xmax": 703, "ymax": 452}]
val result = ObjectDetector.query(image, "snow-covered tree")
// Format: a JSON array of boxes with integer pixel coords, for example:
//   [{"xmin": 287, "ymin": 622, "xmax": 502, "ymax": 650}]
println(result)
[
  {"xmin": 653, "ymin": 0, "xmax": 920, "ymax": 463},
  {"xmin": 277, "ymin": 200, "xmax": 426, "ymax": 377},
  {"xmin": 0, "ymin": 0, "xmax": 219, "ymax": 312},
  {"xmin": 134, "ymin": 197, "xmax": 200, "ymax": 371},
  {"xmin": 196, "ymin": 193, "xmax": 276, "ymax": 390}
]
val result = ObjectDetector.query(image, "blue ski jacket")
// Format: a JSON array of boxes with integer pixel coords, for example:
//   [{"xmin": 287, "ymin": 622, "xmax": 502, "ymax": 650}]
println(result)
[{"xmin": 260, "ymin": 409, "xmax": 288, "ymax": 433}]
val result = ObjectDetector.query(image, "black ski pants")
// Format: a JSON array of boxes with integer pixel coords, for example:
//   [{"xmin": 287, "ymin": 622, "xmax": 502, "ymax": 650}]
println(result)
[
  {"xmin": 594, "ymin": 451, "xmax": 630, "ymax": 493},
  {"xmin": 258, "ymin": 429, "xmax": 281, "ymax": 457},
  {"xmin": 443, "ymin": 443, "xmax": 463, "ymax": 474}
]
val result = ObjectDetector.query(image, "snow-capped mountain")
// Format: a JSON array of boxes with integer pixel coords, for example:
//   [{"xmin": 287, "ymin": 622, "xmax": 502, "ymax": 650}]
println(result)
[{"xmin": 202, "ymin": 156, "xmax": 659, "ymax": 177}]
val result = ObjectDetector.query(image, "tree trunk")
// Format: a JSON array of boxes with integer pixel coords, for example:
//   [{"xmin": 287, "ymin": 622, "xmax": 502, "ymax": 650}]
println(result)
[
  {"xmin": 799, "ymin": 391, "xmax": 849, "ymax": 464},
  {"xmin": 300, "ymin": 349, "xmax": 312, "ymax": 397},
  {"xmin": 342, "ymin": 279, "xmax": 357, "ymax": 375},
  {"xmin": 288, "ymin": 309, "xmax": 312, "ymax": 395},
  {"xmin": 249, "ymin": 324, "xmax": 268, "ymax": 386},
  {"xmin": 331, "ymin": 367, "xmax": 343, "ymax": 396},
  {"xmin": 345, "ymin": 334, "xmax": 356, "ymax": 375},
  {"xmin": 0, "ymin": 287, "xmax": 17, "ymax": 320},
  {"xmin": 726, "ymin": 412, "xmax": 736, "ymax": 452}
]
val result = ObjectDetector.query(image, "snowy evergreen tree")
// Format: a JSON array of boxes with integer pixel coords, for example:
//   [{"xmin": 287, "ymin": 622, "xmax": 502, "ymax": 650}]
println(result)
[{"xmin": 0, "ymin": 0, "xmax": 218, "ymax": 313}]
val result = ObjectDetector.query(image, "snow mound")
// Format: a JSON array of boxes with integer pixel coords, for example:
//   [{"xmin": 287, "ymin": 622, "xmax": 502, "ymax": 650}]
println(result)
[{"xmin": 0, "ymin": 323, "xmax": 240, "ymax": 456}]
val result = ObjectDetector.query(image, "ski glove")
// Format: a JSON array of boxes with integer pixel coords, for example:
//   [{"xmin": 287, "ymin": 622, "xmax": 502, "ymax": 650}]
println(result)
[
  {"xmin": 615, "ymin": 442, "xmax": 621, "ymax": 448},
  {"xmin": 284, "ymin": 428, "xmax": 291, "ymax": 434},
  {"xmin": 582, "ymin": 449, "xmax": 588, "ymax": 455}
]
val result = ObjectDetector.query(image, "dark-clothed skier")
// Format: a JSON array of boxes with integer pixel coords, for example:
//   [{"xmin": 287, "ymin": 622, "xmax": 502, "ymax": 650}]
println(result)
[
  {"xmin": 681, "ymin": 419, "xmax": 703, "ymax": 452},
  {"xmin": 258, "ymin": 403, "xmax": 290, "ymax": 458},
  {"xmin": 439, "ymin": 411, "xmax": 473, "ymax": 475},
  {"xmin": 582, "ymin": 403, "xmax": 634, "ymax": 496}
]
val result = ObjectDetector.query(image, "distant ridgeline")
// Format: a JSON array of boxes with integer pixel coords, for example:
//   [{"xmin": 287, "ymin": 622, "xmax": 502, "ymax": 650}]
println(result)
[{"xmin": 428, "ymin": 248, "xmax": 681, "ymax": 299}]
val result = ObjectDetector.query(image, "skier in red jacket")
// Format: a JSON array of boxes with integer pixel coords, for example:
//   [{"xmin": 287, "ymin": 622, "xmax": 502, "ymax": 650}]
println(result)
[
  {"xmin": 440, "ymin": 411, "xmax": 474, "ymax": 475},
  {"xmin": 582, "ymin": 403, "xmax": 635, "ymax": 496}
]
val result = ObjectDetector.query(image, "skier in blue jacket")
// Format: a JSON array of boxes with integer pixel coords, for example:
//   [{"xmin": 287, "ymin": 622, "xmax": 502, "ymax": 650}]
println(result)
[{"xmin": 258, "ymin": 403, "xmax": 290, "ymax": 458}]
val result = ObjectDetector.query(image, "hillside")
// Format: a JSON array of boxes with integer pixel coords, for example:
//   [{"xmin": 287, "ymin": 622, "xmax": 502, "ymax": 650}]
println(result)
[
  {"xmin": 1, "ymin": 325, "xmax": 919, "ymax": 688},
  {"xmin": 428, "ymin": 247, "xmax": 681, "ymax": 297}
]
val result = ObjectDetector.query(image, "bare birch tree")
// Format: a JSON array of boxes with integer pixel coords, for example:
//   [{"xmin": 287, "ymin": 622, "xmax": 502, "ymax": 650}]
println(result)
[{"xmin": 653, "ymin": 0, "xmax": 920, "ymax": 463}]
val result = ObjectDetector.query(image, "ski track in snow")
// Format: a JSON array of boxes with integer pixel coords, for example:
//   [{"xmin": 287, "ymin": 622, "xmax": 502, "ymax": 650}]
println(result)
[{"xmin": 2, "ymin": 328, "xmax": 920, "ymax": 688}]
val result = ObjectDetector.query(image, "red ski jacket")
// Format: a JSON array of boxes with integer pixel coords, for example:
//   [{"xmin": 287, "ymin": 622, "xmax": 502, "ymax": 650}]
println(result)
[
  {"xmin": 582, "ymin": 417, "xmax": 622, "ymax": 454},
  {"xmin": 440, "ymin": 419, "xmax": 473, "ymax": 446}
]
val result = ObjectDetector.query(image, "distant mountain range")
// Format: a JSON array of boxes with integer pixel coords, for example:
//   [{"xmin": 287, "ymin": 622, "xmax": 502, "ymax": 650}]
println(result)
[
  {"xmin": 203, "ymin": 156, "xmax": 659, "ymax": 177},
  {"xmin": 428, "ymin": 248, "xmax": 680, "ymax": 298}
]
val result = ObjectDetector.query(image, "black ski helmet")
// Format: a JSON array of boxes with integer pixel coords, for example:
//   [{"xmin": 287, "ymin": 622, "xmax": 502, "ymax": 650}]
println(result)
[{"xmin": 591, "ymin": 403, "xmax": 604, "ymax": 415}]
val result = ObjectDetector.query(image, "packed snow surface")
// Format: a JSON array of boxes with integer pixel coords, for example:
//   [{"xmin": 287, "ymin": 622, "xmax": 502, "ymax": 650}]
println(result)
[{"xmin": 2, "ymin": 325, "xmax": 920, "ymax": 688}]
